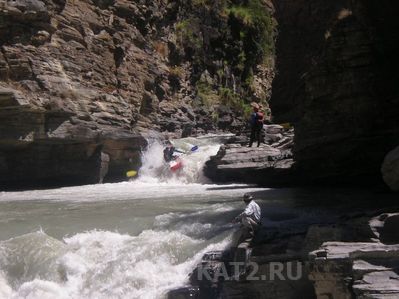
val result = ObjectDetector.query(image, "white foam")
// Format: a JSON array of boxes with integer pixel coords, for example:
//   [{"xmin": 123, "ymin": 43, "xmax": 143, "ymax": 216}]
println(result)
[
  {"xmin": 0, "ymin": 228, "xmax": 234, "ymax": 299},
  {"xmin": 137, "ymin": 138, "xmax": 221, "ymax": 184},
  {"xmin": 0, "ymin": 271, "xmax": 12, "ymax": 298}
]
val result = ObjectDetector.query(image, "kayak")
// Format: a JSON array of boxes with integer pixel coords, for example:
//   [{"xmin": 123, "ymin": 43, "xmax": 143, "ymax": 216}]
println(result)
[{"xmin": 169, "ymin": 159, "xmax": 183, "ymax": 172}]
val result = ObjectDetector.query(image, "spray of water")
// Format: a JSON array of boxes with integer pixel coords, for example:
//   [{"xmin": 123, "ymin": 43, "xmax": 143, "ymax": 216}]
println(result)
[{"xmin": 137, "ymin": 135, "xmax": 231, "ymax": 184}]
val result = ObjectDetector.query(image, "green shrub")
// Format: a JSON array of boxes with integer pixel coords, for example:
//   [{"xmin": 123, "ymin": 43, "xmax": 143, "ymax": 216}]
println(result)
[
  {"xmin": 219, "ymin": 87, "xmax": 250, "ymax": 115},
  {"xmin": 176, "ymin": 19, "xmax": 202, "ymax": 50},
  {"xmin": 225, "ymin": 0, "xmax": 275, "ymax": 62},
  {"xmin": 196, "ymin": 81, "xmax": 219, "ymax": 107},
  {"xmin": 169, "ymin": 66, "xmax": 184, "ymax": 79}
]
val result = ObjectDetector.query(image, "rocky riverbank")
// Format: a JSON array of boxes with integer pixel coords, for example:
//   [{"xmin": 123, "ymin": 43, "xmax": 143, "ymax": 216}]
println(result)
[
  {"xmin": 168, "ymin": 189, "xmax": 399, "ymax": 299},
  {"xmin": 204, "ymin": 124, "xmax": 296, "ymax": 186},
  {"xmin": 309, "ymin": 213, "xmax": 399, "ymax": 298}
]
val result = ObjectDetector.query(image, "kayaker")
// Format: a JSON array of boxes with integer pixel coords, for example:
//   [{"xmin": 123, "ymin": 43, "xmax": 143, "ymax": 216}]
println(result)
[{"xmin": 163, "ymin": 141, "xmax": 184, "ymax": 162}]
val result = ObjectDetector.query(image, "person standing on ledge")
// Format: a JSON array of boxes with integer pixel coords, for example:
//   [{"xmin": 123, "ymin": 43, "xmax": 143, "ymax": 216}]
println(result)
[
  {"xmin": 248, "ymin": 103, "xmax": 264, "ymax": 147},
  {"xmin": 233, "ymin": 193, "xmax": 261, "ymax": 245}
]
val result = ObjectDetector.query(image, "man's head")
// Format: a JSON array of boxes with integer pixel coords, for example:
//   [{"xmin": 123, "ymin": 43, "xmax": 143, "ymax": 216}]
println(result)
[
  {"xmin": 165, "ymin": 140, "xmax": 173, "ymax": 147},
  {"xmin": 243, "ymin": 193, "xmax": 253, "ymax": 204},
  {"xmin": 251, "ymin": 102, "xmax": 259, "ymax": 112}
]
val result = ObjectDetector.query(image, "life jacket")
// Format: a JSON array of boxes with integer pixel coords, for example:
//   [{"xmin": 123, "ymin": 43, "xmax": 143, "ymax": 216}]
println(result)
[{"xmin": 256, "ymin": 112, "xmax": 264, "ymax": 124}]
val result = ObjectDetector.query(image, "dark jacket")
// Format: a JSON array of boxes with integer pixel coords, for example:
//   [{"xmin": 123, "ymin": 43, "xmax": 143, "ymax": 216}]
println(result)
[{"xmin": 163, "ymin": 146, "xmax": 176, "ymax": 162}]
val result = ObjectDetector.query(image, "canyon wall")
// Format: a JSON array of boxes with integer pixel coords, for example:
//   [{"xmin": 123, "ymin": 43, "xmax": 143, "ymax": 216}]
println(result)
[
  {"xmin": 271, "ymin": 0, "xmax": 399, "ymax": 186},
  {"xmin": 0, "ymin": 0, "xmax": 274, "ymax": 189},
  {"xmin": 1, "ymin": 0, "xmax": 398, "ymax": 189}
]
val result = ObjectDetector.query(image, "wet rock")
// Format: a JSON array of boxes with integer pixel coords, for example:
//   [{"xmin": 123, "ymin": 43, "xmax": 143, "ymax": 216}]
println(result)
[
  {"xmin": 382, "ymin": 146, "xmax": 399, "ymax": 191},
  {"xmin": 189, "ymin": 250, "xmax": 232, "ymax": 299},
  {"xmin": 167, "ymin": 286, "xmax": 200, "ymax": 299}
]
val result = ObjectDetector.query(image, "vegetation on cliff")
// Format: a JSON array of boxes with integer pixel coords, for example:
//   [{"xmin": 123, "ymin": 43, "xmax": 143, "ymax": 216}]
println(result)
[{"xmin": 172, "ymin": 0, "xmax": 276, "ymax": 116}]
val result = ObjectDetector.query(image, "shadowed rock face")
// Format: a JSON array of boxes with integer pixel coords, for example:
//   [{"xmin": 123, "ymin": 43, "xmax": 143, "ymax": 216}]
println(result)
[
  {"xmin": 382, "ymin": 146, "xmax": 399, "ymax": 191},
  {"xmin": 308, "ymin": 212, "xmax": 399, "ymax": 298},
  {"xmin": 271, "ymin": 0, "xmax": 399, "ymax": 186}
]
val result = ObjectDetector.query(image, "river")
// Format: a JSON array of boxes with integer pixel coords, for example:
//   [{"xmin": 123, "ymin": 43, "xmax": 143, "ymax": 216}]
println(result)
[
  {"xmin": 0, "ymin": 136, "xmax": 267, "ymax": 299},
  {"xmin": 1, "ymin": 137, "xmax": 395, "ymax": 299}
]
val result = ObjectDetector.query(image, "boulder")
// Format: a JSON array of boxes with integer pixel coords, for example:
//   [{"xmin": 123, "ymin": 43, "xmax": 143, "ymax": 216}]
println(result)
[
  {"xmin": 382, "ymin": 146, "xmax": 399, "ymax": 191},
  {"xmin": 370, "ymin": 213, "xmax": 399, "ymax": 245},
  {"xmin": 167, "ymin": 286, "xmax": 200, "ymax": 299}
]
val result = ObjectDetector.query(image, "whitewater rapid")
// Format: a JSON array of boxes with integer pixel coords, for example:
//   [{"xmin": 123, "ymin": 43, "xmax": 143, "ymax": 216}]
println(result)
[{"xmin": 0, "ymin": 135, "xmax": 268, "ymax": 299}]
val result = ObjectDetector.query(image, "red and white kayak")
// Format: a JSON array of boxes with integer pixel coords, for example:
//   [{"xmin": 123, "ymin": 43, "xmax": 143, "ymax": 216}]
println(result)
[{"xmin": 169, "ymin": 159, "xmax": 183, "ymax": 172}]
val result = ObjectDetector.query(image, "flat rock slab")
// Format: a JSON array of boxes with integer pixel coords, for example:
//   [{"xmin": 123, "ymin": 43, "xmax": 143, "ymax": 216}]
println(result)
[
  {"xmin": 309, "ymin": 239, "xmax": 399, "ymax": 299},
  {"xmin": 204, "ymin": 143, "xmax": 295, "ymax": 186},
  {"xmin": 310, "ymin": 242, "xmax": 399, "ymax": 260}
]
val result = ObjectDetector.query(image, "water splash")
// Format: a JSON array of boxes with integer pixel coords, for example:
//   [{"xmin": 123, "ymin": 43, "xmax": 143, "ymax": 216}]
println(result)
[
  {"xmin": 0, "ymin": 229, "xmax": 233, "ymax": 299},
  {"xmin": 137, "ymin": 135, "xmax": 233, "ymax": 184}
]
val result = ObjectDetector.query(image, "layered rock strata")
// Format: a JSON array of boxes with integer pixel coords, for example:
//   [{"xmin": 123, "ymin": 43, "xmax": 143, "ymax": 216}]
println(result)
[
  {"xmin": 309, "ymin": 213, "xmax": 399, "ymax": 298},
  {"xmin": 0, "ymin": 0, "xmax": 275, "ymax": 188}
]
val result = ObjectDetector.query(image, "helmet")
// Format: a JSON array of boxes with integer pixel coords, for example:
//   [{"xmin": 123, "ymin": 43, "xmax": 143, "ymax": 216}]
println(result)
[{"xmin": 243, "ymin": 193, "xmax": 253, "ymax": 202}]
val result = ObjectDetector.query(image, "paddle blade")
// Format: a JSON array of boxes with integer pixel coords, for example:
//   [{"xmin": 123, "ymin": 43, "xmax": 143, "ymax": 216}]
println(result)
[
  {"xmin": 190, "ymin": 145, "xmax": 199, "ymax": 152},
  {"xmin": 126, "ymin": 170, "xmax": 138, "ymax": 178}
]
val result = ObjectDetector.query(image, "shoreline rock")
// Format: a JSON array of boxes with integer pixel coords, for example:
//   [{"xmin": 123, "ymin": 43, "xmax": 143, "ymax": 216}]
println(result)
[
  {"xmin": 204, "ymin": 125, "xmax": 296, "ymax": 187},
  {"xmin": 168, "ymin": 198, "xmax": 399, "ymax": 299},
  {"xmin": 309, "ymin": 213, "xmax": 399, "ymax": 299}
]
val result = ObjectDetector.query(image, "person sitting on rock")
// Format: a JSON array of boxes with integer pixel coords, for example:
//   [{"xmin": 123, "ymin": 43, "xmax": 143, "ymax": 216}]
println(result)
[
  {"xmin": 248, "ymin": 103, "xmax": 264, "ymax": 147},
  {"xmin": 233, "ymin": 193, "xmax": 261, "ymax": 245},
  {"xmin": 163, "ymin": 140, "xmax": 184, "ymax": 162}
]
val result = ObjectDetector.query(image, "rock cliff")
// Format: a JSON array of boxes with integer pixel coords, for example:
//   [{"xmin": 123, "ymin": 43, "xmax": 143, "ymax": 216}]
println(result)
[
  {"xmin": 1, "ymin": 0, "xmax": 398, "ymax": 189},
  {"xmin": 271, "ymin": 0, "xmax": 399, "ymax": 186},
  {"xmin": 0, "ymin": 0, "xmax": 275, "ymax": 189}
]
